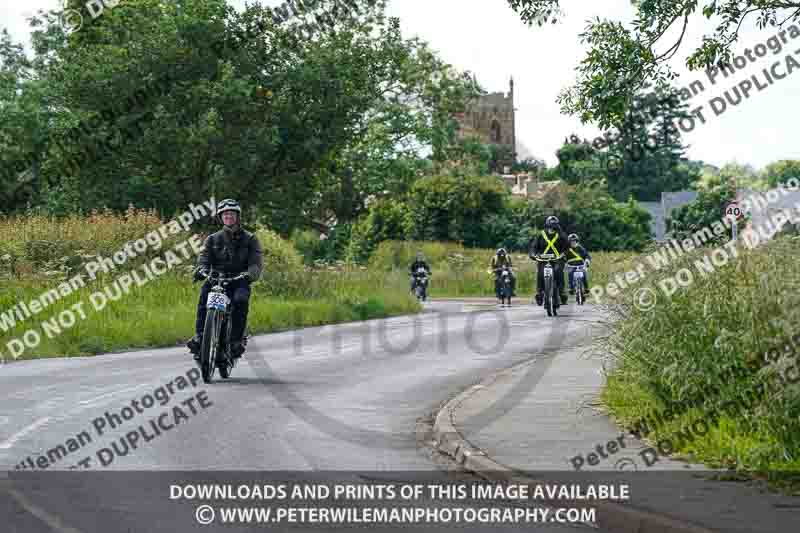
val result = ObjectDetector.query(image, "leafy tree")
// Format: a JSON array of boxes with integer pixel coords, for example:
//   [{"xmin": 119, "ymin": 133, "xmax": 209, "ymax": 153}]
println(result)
[
  {"xmin": 762, "ymin": 159, "xmax": 800, "ymax": 188},
  {"xmin": 666, "ymin": 187, "xmax": 741, "ymax": 246},
  {"xmin": 406, "ymin": 174, "xmax": 508, "ymax": 246},
  {"xmin": 506, "ymin": 0, "xmax": 800, "ymax": 128},
  {"xmin": 0, "ymin": 28, "xmax": 56, "ymax": 211},
  {"xmin": 2, "ymin": 0, "xmax": 473, "ymax": 235},
  {"xmin": 666, "ymin": 162, "xmax": 755, "ymax": 244},
  {"xmin": 561, "ymin": 186, "xmax": 653, "ymax": 251},
  {"xmin": 694, "ymin": 161, "xmax": 765, "ymax": 193},
  {"xmin": 308, "ymin": 36, "xmax": 481, "ymax": 227},
  {"xmin": 516, "ymin": 182, "xmax": 653, "ymax": 251},
  {"xmin": 345, "ymin": 198, "xmax": 411, "ymax": 263},
  {"xmin": 464, "ymin": 183, "xmax": 653, "ymax": 252},
  {"xmin": 551, "ymin": 85, "xmax": 699, "ymax": 200},
  {"xmin": 511, "ymin": 156, "xmax": 546, "ymax": 174},
  {"xmin": 603, "ymin": 85, "xmax": 699, "ymax": 201},
  {"xmin": 553, "ymin": 138, "xmax": 605, "ymax": 186}
]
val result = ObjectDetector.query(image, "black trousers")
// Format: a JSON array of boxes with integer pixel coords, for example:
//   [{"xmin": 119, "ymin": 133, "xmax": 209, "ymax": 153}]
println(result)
[
  {"xmin": 494, "ymin": 272, "xmax": 516, "ymax": 296},
  {"xmin": 195, "ymin": 279, "xmax": 251, "ymax": 342},
  {"xmin": 536, "ymin": 261, "xmax": 566, "ymax": 295}
]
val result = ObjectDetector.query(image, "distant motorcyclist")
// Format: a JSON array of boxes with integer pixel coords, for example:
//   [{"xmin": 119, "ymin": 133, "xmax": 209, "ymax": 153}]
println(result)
[
  {"xmin": 489, "ymin": 248, "xmax": 516, "ymax": 298},
  {"xmin": 186, "ymin": 199, "xmax": 263, "ymax": 362},
  {"xmin": 566, "ymin": 233, "xmax": 592, "ymax": 296},
  {"xmin": 409, "ymin": 252, "xmax": 431, "ymax": 292},
  {"xmin": 528, "ymin": 216, "xmax": 569, "ymax": 306}
]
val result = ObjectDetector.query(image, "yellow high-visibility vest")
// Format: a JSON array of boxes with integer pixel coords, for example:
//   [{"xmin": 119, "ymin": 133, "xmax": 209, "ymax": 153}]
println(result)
[{"xmin": 541, "ymin": 231, "xmax": 562, "ymax": 257}]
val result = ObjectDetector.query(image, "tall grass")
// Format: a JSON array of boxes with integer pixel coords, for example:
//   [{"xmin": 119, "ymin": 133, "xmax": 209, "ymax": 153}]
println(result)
[
  {"xmin": 0, "ymin": 214, "xmax": 420, "ymax": 361},
  {"xmin": 0, "ymin": 267, "xmax": 419, "ymax": 361},
  {"xmin": 600, "ymin": 236, "xmax": 800, "ymax": 476}
]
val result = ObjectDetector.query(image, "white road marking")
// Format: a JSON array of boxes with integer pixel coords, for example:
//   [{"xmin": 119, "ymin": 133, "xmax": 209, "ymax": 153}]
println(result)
[
  {"xmin": 77, "ymin": 384, "xmax": 147, "ymax": 406},
  {"xmin": 0, "ymin": 417, "xmax": 51, "ymax": 450},
  {"xmin": 2, "ymin": 485, "xmax": 85, "ymax": 533}
]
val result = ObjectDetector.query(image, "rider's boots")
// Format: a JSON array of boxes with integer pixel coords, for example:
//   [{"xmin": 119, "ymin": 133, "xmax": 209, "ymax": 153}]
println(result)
[
  {"xmin": 187, "ymin": 335, "xmax": 202, "ymax": 362},
  {"xmin": 231, "ymin": 341, "xmax": 245, "ymax": 359},
  {"xmin": 535, "ymin": 292, "xmax": 543, "ymax": 306}
]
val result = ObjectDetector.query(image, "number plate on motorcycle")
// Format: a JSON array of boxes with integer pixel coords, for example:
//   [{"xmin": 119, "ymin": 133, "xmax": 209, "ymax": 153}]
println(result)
[
  {"xmin": 207, "ymin": 292, "xmax": 229, "ymax": 310},
  {"xmin": 575, "ymin": 271, "xmax": 584, "ymax": 279}
]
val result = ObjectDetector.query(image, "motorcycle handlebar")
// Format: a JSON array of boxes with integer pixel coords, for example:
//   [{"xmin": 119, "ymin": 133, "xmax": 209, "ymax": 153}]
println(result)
[{"xmin": 206, "ymin": 271, "xmax": 249, "ymax": 283}]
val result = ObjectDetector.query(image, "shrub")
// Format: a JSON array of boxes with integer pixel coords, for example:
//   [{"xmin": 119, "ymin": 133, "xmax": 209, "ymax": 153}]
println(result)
[
  {"xmin": 291, "ymin": 229, "xmax": 324, "ymax": 265},
  {"xmin": 345, "ymin": 199, "xmax": 411, "ymax": 264},
  {"xmin": 253, "ymin": 225, "xmax": 304, "ymax": 272},
  {"xmin": 666, "ymin": 187, "xmax": 743, "ymax": 246}
]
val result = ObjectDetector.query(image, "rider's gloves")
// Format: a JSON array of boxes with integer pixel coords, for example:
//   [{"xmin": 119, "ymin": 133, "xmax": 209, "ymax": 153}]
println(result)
[
  {"xmin": 242, "ymin": 272, "xmax": 251, "ymax": 281},
  {"xmin": 193, "ymin": 268, "xmax": 209, "ymax": 282}
]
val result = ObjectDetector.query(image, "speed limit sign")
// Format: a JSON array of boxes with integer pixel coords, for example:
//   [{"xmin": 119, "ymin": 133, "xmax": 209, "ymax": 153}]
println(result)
[{"xmin": 725, "ymin": 202, "xmax": 743, "ymax": 220}]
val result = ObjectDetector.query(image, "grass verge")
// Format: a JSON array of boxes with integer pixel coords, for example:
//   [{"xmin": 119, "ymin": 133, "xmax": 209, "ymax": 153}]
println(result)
[
  {"xmin": 599, "ymin": 235, "xmax": 800, "ymax": 491},
  {"xmin": 0, "ymin": 270, "xmax": 420, "ymax": 361}
]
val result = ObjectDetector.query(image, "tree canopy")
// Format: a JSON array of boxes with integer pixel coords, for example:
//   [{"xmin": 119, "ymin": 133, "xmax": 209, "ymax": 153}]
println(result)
[
  {"xmin": 506, "ymin": 0, "xmax": 800, "ymax": 128},
  {"xmin": 1, "ymin": 0, "xmax": 479, "ymax": 235}
]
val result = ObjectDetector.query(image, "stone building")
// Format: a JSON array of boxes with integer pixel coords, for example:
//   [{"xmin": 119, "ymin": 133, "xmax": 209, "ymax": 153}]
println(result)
[{"xmin": 453, "ymin": 77, "xmax": 517, "ymax": 171}]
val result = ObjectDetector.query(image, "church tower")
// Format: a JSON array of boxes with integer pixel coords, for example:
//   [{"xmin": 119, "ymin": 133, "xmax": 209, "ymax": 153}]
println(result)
[{"xmin": 453, "ymin": 76, "xmax": 517, "ymax": 171}]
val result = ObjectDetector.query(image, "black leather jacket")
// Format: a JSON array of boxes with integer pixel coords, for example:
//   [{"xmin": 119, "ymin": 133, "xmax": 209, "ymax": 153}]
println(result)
[
  {"xmin": 410, "ymin": 260, "xmax": 431, "ymax": 275},
  {"xmin": 197, "ymin": 226, "xmax": 263, "ymax": 281}
]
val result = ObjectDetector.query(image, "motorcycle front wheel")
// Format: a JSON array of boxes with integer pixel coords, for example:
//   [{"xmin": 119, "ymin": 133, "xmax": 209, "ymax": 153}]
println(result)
[
  {"xmin": 200, "ymin": 308, "xmax": 223, "ymax": 383},
  {"xmin": 544, "ymin": 277, "xmax": 553, "ymax": 316}
]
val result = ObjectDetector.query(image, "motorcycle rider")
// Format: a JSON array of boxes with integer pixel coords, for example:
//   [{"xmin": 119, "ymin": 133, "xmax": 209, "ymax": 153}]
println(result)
[
  {"xmin": 489, "ymin": 248, "xmax": 516, "ymax": 298},
  {"xmin": 566, "ymin": 233, "xmax": 591, "ymax": 295},
  {"xmin": 409, "ymin": 252, "xmax": 431, "ymax": 293},
  {"xmin": 186, "ymin": 199, "xmax": 263, "ymax": 361},
  {"xmin": 528, "ymin": 215, "xmax": 569, "ymax": 306}
]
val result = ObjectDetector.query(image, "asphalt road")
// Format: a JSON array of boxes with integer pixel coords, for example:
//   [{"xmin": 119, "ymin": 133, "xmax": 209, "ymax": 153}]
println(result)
[{"xmin": 0, "ymin": 299, "xmax": 610, "ymax": 533}]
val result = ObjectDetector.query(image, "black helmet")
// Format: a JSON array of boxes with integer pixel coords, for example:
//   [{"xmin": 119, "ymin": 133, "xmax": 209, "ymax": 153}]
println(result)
[
  {"xmin": 497, "ymin": 248, "xmax": 506, "ymax": 256},
  {"xmin": 545, "ymin": 216, "xmax": 559, "ymax": 231},
  {"xmin": 568, "ymin": 233, "xmax": 579, "ymax": 242}
]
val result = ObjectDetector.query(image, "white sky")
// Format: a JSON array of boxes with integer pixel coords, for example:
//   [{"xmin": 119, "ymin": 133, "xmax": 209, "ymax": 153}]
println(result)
[{"xmin": 3, "ymin": 0, "xmax": 799, "ymax": 170}]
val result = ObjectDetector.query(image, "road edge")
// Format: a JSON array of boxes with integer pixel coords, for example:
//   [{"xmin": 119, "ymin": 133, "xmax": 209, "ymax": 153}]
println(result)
[{"xmin": 427, "ymin": 359, "xmax": 720, "ymax": 533}]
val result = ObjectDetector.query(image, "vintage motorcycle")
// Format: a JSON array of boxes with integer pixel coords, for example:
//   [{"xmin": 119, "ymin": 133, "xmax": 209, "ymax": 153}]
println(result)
[
  {"xmin": 412, "ymin": 267, "xmax": 429, "ymax": 302},
  {"xmin": 197, "ymin": 269, "xmax": 249, "ymax": 383}
]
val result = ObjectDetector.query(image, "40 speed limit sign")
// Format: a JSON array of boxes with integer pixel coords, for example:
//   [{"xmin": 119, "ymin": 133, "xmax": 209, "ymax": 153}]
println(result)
[{"xmin": 725, "ymin": 201, "xmax": 743, "ymax": 219}]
